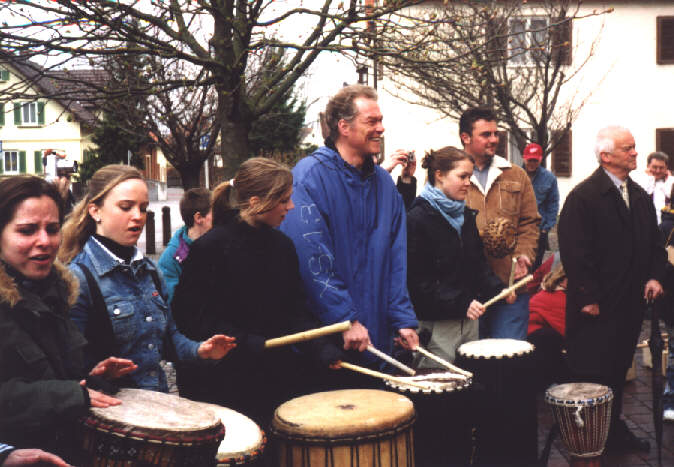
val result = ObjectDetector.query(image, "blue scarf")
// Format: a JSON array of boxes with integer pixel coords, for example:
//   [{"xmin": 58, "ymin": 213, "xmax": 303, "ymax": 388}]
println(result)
[{"xmin": 420, "ymin": 183, "xmax": 465, "ymax": 234}]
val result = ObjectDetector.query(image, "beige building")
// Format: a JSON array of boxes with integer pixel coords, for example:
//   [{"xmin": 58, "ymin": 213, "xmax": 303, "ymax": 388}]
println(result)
[{"xmin": 0, "ymin": 54, "xmax": 168, "ymax": 190}]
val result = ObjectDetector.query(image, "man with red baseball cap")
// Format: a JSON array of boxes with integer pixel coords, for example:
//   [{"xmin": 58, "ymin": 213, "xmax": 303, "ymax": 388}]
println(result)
[{"xmin": 523, "ymin": 143, "xmax": 559, "ymax": 270}]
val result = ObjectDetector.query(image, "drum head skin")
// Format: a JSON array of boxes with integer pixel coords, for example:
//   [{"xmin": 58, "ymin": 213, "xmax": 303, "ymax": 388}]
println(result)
[
  {"xmin": 385, "ymin": 371, "xmax": 471, "ymax": 394},
  {"xmin": 195, "ymin": 402, "xmax": 265, "ymax": 464},
  {"xmin": 545, "ymin": 383, "xmax": 613, "ymax": 405},
  {"xmin": 457, "ymin": 338, "xmax": 534, "ymax": 359},
  {"xmin": 88, "ymin": 388, "xmax": 221, "ymax": 439},
  {"xmin": 272, "ymin": 389, "xmax": 414, "ymax": 440}
]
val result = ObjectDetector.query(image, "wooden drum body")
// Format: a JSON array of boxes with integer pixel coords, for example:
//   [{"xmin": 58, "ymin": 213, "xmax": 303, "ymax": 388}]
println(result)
[
  {"xmin": 385, "ymin": 370, "xmax": 473, "ymax": 466},
  {"xmin": 456, "ymin": 339, "xmax": 537, "ymax": 465},
  {"xmin": 195, "ymin": 402, "xmax": 266, "ymax": 466},
  {"xmin": 81, "ymin": 389, "xmax": 224, "ymax": 467},
  {"xmin": 271, "ymin": 389, "xmax": 416, "ymax": 467},
  {"xmin": 545, "ymin": 383, "xmax": 613, "ymax": 460}
]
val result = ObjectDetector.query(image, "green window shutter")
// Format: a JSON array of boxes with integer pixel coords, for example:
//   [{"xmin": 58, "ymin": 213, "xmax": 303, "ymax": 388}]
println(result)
[
  {"xmin": 34, "ymin": 151, "xmax": 43, "ymax": 173},
  {"xmin": 19, "ymin": 151, "xmax": 26, "ymax": 173},
  {"xmin": 0, "ymin": 103, "xmax": 4, "ymax": 126},
  {"xmin": 0, "ymin": 154, "xmax": 3, "ymax": 174},
  {"xmin": 0, "ymin": 69, "xmax": 8, "ymax": 81},
  {"xmin": 37, "ymin": 102, "xmax": 45, "ymax": 125},
  {"xmin": 14, "ymin": 103, "xmax": 21, "ymax": 125}
]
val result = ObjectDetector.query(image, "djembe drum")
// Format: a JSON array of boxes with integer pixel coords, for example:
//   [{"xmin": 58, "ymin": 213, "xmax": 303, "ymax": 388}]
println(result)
[
  {"xmin": 456, "ymin": 339, "xmax": 537, "ymax": 465},
  {"xmin": 80, "ymin": 388, "xmax": 224, "ymax": 467},
  {"xmin": 271, "ymin": 389, "xmax": 416, "ymax": 467},
  {"xmin": 194, "ymin": 402, "xmax": 266, "ymax": 466},
  {"xmin": 384, "ymin": 370, "xmax": 473, "ymax": 466},
  {"xmin": 545, "ymin": 383, "xmax": 613, "ymax": 467}
]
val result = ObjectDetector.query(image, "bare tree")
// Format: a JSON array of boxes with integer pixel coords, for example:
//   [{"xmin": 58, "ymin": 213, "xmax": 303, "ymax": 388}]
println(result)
[
  {"xmin": 370, "ymin": 0, "xmax": 610, "ymax": 160},
  {"xmin": 0, "ymin": 0, "xmax": 422, "ymax": 178}
]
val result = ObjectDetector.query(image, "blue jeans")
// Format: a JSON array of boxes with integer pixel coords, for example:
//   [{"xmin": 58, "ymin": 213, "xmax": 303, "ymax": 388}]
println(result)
[
  {"xmin": 666, "ymin": 324, "xmax": 674, "ymax": 411},
  {"xmin": 479, "ymin": 293, "xmax": 530, "ymax": 340}
]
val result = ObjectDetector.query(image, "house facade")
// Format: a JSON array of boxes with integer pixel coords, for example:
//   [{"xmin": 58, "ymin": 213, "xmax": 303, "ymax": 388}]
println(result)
[
  {"xmin": 306, "ymin": 1, "xmax": 674, "ymax": 202},
  {"xmin": 0, "ymin": 56, "xmax": 169, "ymax": 191}
]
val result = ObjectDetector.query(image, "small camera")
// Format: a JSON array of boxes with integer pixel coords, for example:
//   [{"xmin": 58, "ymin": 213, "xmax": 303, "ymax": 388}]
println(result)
[
  {"xmin": 56, "ymin": 159, "xmax": 79, "ymax": 175},
  {"xmin": 406, "ymin": 151, "xmax": 415, "ymax": 163}
]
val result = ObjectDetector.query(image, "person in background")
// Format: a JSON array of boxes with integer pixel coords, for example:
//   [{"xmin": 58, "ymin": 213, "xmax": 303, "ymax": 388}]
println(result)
[
  {"xmin": 281, "ymin": 84, "xmax": 419, "ymax": 376},
  {"xmin": 59, "ymin": 164, "xmax": 235, "ymax": 393},
  {"xmin": 461, "ymin": 107, "xmax": 540, "ymax": 340},
  {"xmin": 171, "ymin": 158, "xmax": 343, "ymax": 429},
  {"xmin": 407, "ymin": 146, "xmax": 513, "ymax": 364},
  {"xmin": 54, "ymin": 173, "xmax": 76, "ymax": 216},
  {"xmin": 558, "ymin": 125, "xmax": 665, "ymax": 452},
  {"xmin": 0, "ymin": 176, "xmax": 130, "ymax": 463},
  {"xmin": 380, "ymin": 149, "xmax": 417, "ymax": 210},
  {"xmin": 522, "ymin": 143, "xmax": 559, "ymax": 271},
  {"xmin": 158, "ymin": 188, "xmax": 212, "ymax": 303},
  {"xmin": 0, "ymin": 444, "xmax": 69, "ymax": 467},
  {"xmin": 657, "ymin": 184, "xmax": 674, "ymax": 422},
  {"xmin": 632, "ymin": 151, "xmax": 673, "ymax": 224}
]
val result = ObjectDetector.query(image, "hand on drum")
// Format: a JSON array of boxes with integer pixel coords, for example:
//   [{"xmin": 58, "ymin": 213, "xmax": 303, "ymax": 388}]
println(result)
[
  {"xmin": 79, "ymin": 382, "xmax": 122, "ymax": 408},
  {"xmin": 197, "ymin": 334, "xmax": 237, "ymax": 360},
  {"xmin": 643, "ymin": 279, "xmax": 663, "ymax": 301},
  {"xmin": 89, "ymin": 357, "xmax": 138, "ymax": 380},
  {"xmin": 466, "ymin": 300, "xmax": 485, "ymax": 320},
  {"xmin": 342, "ymin": 321, "xmax": 370, "ymax": 352},
  {"xmin": 394, "ymin": 328, "xmax": 419, "ymax": 350},
  {"xmin": 581, "ymin": 303, "xmax": 600, "ymax": 316},
  {"xmin": 2, "ymin": 448, "xmax": 71, "ymax": 467},
  {"xmin": 514, "ymin": 255, "xmax": 531, "ymax": 280}
]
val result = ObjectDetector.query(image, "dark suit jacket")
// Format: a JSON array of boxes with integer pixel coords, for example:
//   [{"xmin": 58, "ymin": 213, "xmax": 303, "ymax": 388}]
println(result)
[{"xmin": 558, "ymin": 167, "xmax": 666, "ymax": 376}]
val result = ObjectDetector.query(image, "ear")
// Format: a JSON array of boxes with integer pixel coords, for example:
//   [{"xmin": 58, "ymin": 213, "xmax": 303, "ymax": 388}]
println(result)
[
  {"xmin": 248, "ymin": 196, "xmax": 261, "ymax": 209},
  {"xmin": 599, "ymin": 151, "xmax": 611, "ymax": 165},
  {"xmin": 337, "ymin": 118, "xmax": 351, "ymax": 138},
  {"xmin": 87, "ymin": 203, "xmax": 100, "ymax": 221},
  {"xmin": 459, "ymin": 132, "xmax": 471, "ymax": 147}
]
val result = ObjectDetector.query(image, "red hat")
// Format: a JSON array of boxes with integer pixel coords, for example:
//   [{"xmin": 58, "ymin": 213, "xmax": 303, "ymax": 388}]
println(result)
[{"xmin": 522, "ymin": 143, "xmax": 543, "ymax": 160}]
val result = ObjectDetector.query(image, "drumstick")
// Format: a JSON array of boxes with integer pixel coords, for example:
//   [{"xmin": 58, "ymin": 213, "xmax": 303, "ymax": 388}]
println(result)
[
  {"xmin": 338, "ymin": 362, "xmax": 428, "ymax": 390},
  {"xmin": 414, "ymin": 346, "xmax": 473, "ymax": 378},
  {"xmin": 483, "ymin": 274, "xmax": 534, "ymax": 310},
  {"xmin": 367, "ymin": 345, "xmax": 416, "ymax": 376},
  {"xmin": 264, "ymin": 321, "xmax": 352, "ymax": 348},
  {"xmin": 508, "ymin": 257, "xmax": 517, "ymax": 288}
]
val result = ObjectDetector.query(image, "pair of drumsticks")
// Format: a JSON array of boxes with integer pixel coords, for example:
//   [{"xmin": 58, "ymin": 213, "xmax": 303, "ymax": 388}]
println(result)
[{"xmin": 262, "ymin": 275, "xmax": 533, "ymax": 388}]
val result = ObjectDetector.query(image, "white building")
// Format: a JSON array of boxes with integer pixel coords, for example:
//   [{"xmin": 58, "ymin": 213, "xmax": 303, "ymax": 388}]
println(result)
[{"xmin": 303, "ymin": 1, "xmax": 674, "ymax": 201}]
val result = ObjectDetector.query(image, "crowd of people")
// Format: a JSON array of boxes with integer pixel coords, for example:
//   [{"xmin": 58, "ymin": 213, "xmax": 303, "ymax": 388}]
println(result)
[{"xmin": 0, "ymin": 83, "xmax": 672, "ymax": 466}]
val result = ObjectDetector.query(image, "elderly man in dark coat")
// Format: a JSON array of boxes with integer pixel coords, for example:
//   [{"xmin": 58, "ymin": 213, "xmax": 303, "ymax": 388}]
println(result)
[{"xmin": 558, "ymin": 125, "xmax": 666, "ymax": 454}]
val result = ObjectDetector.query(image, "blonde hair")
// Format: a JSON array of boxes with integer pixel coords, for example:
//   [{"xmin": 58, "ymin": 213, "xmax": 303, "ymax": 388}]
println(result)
[
  {"xmin": 59, "ymin": 164, "xmax": 145, "ymax": 263},
  {"xmin": 211, "ymin": 158, "xmax": 292, "ymax": 225},
  {"xmin": 541, "ymin": 265, "xmax": 567, "ymax": 292}
]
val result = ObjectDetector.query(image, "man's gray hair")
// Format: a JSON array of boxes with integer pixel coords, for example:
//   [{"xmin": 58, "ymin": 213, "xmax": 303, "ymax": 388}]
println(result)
[
  {"xmin": 594, "ymin": 125, "xmax": 630, "ymax": 163},
  {"xmin": 647, "ymin": 151, "xmax": 669, "ymax": 165}
]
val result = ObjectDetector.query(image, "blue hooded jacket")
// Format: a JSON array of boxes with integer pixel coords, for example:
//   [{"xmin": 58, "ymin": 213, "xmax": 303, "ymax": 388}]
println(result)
[{"xmin": 281, "ymin": 145, "xmax": 418, "ymax": 367}]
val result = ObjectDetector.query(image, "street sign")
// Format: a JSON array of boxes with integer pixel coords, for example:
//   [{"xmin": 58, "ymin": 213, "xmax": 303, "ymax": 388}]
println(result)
[{"xmin": 200, "ymin": 135, "xmax": 209, "ymax": 150}]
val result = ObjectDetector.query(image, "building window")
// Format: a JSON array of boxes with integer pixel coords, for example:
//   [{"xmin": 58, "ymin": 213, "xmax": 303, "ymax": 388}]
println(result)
[
  {"xmin": 508, "ymin": 16, "xmax": 571, "ymax": 66},
  {"xmin": 656, "ymin": 129, "xmax": 674, "ymax": 169},
  {"xmin": 657, "ymin": 17, "xmax": 674, "ymax": 65},
  {"xmin": 13, "ymin": 102, "xmax": 45, "ymax": 126},
  {"xmin": 3, "ymin": 151, "xmax": 19, "ymax": 174},
  {"xmin": 0, "ymin": 68, "xmax": 8, "ymax": 81},
  {"xmin": 551, "ymin": 130, "xmax": 572, "ymax": 177}
]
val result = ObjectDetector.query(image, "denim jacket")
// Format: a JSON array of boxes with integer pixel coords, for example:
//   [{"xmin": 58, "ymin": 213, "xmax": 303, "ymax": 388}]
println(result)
[
  {"xmin": 69, "ymin": 237, "xmax": 200, "ymax": 392},
  {"xmin": 528, "ymin": 165, "xmax": 560, "ymax": 232}
]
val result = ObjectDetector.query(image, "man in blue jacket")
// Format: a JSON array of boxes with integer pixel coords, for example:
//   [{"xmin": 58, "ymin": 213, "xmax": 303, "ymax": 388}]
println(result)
[
  {"xmin": 281, "ymin": 84, "xmax": 419, "ymax": 371},
  {"xmin": 522, "ymin": 143, "xmax": 559, "ymax": 270}
]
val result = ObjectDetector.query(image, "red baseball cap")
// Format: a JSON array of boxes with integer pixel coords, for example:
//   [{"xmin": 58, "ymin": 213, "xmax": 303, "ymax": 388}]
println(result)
[{"xmin": 522, "ymin": 143, "xmax": 543, "ymax": 160}]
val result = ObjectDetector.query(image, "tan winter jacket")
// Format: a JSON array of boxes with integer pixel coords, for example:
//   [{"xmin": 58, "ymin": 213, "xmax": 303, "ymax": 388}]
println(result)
[{"xmin": 466, "ymin": 155, "xmax": 541, "ymax": 284}]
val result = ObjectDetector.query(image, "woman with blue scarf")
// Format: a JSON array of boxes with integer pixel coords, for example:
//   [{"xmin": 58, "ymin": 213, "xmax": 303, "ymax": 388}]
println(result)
[{"xmin": 407, "ymin": 146, "xmax": 514, "ymax": 365}]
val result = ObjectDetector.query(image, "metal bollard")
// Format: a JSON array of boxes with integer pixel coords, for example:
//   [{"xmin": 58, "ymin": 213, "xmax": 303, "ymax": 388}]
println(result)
[
  {"xmin": 162, "ymin": 206, "xmax": 171, "ymax": 246},
  {"xmin": 146, "ymin": 210, "xmax": 156, "ymax": 255}
]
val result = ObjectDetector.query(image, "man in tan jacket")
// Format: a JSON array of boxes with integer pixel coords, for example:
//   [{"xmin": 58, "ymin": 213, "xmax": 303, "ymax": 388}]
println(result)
[{"xmin": 460, "ymin": 108, "xmax": 541, "ymax": 339}]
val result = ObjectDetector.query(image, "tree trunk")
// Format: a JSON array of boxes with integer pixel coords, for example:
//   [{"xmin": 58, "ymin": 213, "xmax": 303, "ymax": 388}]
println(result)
[
  {"xmin": 178, "ymin": 163, "xmax": 203, "ymax": 189},
  {"xmin": 220, "ymin": 117, "xmax": 251, "ymax": 179}
]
